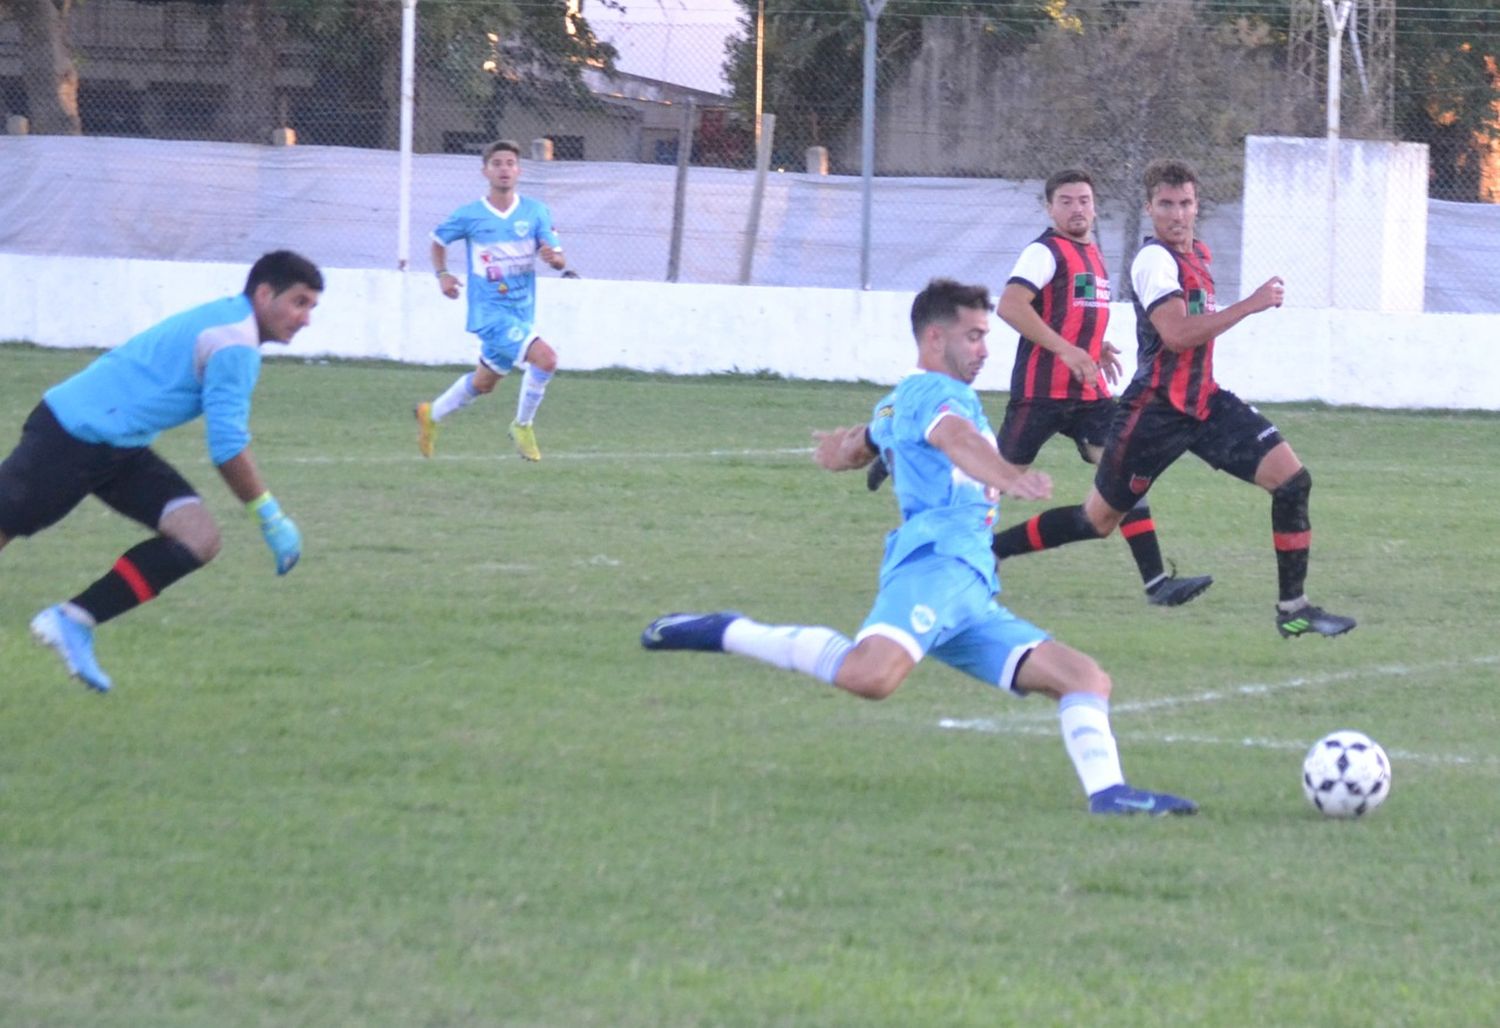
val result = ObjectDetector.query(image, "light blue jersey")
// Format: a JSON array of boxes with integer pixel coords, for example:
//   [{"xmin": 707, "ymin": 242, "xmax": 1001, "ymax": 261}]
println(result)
[
  {"xmin": 44, "ymin": 294, "xmax": 263, "ymax": 466},
  {"xmin": 859, "ymin": 370, "xmax": 1045, "ymax": 689},
  {"xmin": 867, "ymin": 371, "xmax": 1003, "ymax": 592},
  {"xmin": 433, "ymin": 195, "xmax": 560, "ymax": 334}
]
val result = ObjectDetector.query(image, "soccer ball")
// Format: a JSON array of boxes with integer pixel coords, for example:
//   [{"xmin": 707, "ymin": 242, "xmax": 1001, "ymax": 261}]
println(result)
[{"xmin": 1301, "ymin": 730, "xmax": 1392, "ymax": 818}]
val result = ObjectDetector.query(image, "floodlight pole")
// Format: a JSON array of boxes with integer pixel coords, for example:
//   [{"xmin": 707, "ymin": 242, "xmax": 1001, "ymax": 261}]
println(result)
[
  {"xmin": 396, "ymin": 0, "xmax": 418, "ymax": 270},
  {"xmin": 754, "ymin": 0, "xmax": 765, "ymax": 149},
  {"xmin": 858, "ymin": 0, "xmax": 887, "ymax": 290},
  {"xmin": 1322, "ymin": 0, "xmax": 1352, "ymax": 306}
]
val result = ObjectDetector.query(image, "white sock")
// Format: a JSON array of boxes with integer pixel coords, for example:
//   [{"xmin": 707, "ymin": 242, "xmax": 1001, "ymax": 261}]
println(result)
[
  {"xmin": 1058, "ymin": 693, "xmax": 1126, "ymax": 796},
  {"xmin": 515, "ymin": 365, "xmax": 553, "ymax": 425},
  {"xmin": 722, "ymin": 619, "xmax": 852, "ymax": 684},
  {"xmin": 61, "ymin": 601, "xmax": 96, "ymax": 628},
  {"xmin": 432, "ymin": 373, "xmax": 481, "ymax": 422}
]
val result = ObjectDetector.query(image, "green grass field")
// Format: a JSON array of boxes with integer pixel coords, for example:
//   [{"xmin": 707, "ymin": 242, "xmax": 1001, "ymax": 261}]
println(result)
[{"xmin": 2, "ymin": 344, "xmax": 1498, "ymax": 1026}]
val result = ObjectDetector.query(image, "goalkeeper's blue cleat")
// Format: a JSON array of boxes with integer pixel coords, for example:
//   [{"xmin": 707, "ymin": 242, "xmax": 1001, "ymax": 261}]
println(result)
[
  {"xmin": 30, "ymin": 605, "xmax": 112, "ymax": 693},
  {"xmin": 641, "ymin": 612, "xmax": 741, "ymax": 652},
  {"xmin": 1088, "ymin": 783, "xmax": 1198, "ymax": 816}
]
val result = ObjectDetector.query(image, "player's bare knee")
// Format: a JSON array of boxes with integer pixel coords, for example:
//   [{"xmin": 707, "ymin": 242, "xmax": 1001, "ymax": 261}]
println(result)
[
  {"xmin": 1083, "ymin": 665, "xmax": 1113, "ymax": 701},
  {"xmin": 837, "ymin": 664, "xmax": 903, "ymax": 701},
  {"xmin": 160, "ymin": 500, "xmax": 220, "ymax": 563},
  {"xmin": 527, "ymin": 340, "xmax": 558, "ymax": 373},
  {"xmin": 1087, "ymin": 509, "xmax": 1121, "ymax": 539}
]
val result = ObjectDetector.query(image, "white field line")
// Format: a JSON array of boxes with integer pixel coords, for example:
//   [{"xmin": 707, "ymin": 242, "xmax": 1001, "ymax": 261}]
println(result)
[
  {"xmin": 938, "ymin": 653, "xmax": 1500, "ymax": 768},
  {"xmin": 274, "ymin": 447, "xmax": 816, "ymax": 466}
]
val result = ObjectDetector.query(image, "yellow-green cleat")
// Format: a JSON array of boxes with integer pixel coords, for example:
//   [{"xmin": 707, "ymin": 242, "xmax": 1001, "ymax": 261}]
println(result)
[
  {"xmin": 509, "ymin": 420, "xmax": 541, "ymax": 462},
  {"xmin": 415, "ymin": 402, "xmax": 436, "ymax": 458}
]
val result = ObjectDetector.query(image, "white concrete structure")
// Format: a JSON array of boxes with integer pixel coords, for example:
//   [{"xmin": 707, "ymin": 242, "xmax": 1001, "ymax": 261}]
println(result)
[
  {"xmin": 2, "ymin": 254, "xmax": 1497, "ymax": 411},
  {"xmin": 1242, "ymin": 136, "xmax": 1429, "ymax": 313}
]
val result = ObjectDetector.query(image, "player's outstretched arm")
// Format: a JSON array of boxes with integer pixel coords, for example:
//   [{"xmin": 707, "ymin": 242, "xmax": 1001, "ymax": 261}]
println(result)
[
  {"xmin": 928, "ymin": 416, "xmax": 1052, "ymax": 500},
  {"xmin": 218, "ymin": 449, "xmax": 301, "ymax": 575},
  {"xmin": 813, "ymin": 425, "xmax": 878, "ymax": 472},
  {"xmin": 1150, "ymin": 276, "xmax": 1285, "ymax": 353}
]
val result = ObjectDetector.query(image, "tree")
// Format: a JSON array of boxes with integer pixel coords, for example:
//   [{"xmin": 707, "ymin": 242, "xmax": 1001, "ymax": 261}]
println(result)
[
  {"xmin": 0, "ymin": 0, "xmax": 82, "ymax": 134},
  {"xmin": 273, "ymin": 0, "xmax": 617, "ymax": 149},
  {"xmin": 999, "ymin": 0, "xmax": 1291, "ymax": 293},
  {"xmin": 721, "ymin": 0, "xmax": 1047, "ymax": 167},
  {"xmin": 1392, "ymin": 0, "xmax": 1500, "ymax": 201},
  {"xmin": 132, "ymin": 0, "xmax": 619, "ymax": 149}
]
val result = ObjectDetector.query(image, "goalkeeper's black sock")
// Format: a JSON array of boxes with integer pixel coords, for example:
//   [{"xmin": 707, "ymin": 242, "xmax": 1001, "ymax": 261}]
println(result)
[{"xmin": 71, "ymin": 536, "xmax": 203, "ymax": 625}]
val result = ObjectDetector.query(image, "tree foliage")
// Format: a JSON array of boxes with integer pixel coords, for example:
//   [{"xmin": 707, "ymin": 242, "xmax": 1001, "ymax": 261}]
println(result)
[
  {"xmin": 1393, "ymin": 0, "xmax": 1500, "ymax": 200},
  {"xmin": 1005, "ymin": 0, "xmax": 1292, "ymax": 282},
  {"xmin": 721, "ymin": 0, "xmax": 1050, "ymax": 157},
  {"xmin": 1, "ymin": 0, "xmax": 617, "ymax": 146}
]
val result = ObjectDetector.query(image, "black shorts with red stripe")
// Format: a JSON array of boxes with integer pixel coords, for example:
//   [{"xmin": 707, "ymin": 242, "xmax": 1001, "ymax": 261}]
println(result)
[
  {"xmin": 1093, "ymin": 385, "xmax": 1282, "ymax": 513},
  {"xmin": 0, "ymin": 402, "xmax": 198, "ymax": 538},
  {"xmin": 997, "ymin": 397, "xmax": 1116, "ymax": 466}
]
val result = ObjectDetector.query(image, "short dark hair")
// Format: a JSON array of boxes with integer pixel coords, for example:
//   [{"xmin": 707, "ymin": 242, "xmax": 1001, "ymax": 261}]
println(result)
[
  {"xmin": 482, "ymin": 139, "xmax": 522, "ymax": 162},
  {"xmin": 910, "ymin": 278, "xmax": 991, "ymax": 341},
  {"xmin": 244, "ymin": 250, "xmax": 323, "ymax": 296},
  {"xmin": 1044, "ymin": 168, "xmax": 1093, "ymax": 203},
  {"xmin": 1143, "ymin": 158, "xmax": 1199, "ymax": 201}
]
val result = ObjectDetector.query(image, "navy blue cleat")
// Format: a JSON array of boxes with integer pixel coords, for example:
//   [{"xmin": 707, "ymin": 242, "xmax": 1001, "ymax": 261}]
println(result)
[
  {"xmin": 30, "ymin": 604, "xmax": 112, "ymax": 693},
  {"xmin": 641, "ymin": 612, "xmax": 741, "ymax": 651},
  {"xmin": 1089, "ymin": 784, "xmax": 1198, "ymax": 816}
]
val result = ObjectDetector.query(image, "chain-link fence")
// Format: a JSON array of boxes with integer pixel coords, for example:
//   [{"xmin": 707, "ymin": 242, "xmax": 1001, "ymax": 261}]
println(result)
[{"xmin": 1, "ymin": 0, "xmax": 1498, "ymax": 309}]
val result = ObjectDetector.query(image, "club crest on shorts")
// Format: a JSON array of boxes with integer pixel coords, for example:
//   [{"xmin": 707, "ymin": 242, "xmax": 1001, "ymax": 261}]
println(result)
[
  {"xmin": 1129, "ymin": 474, "xmax": 1153, "ymax": 495},
  {"xmin": 910, "ymin": 605, "xmax": 936, "ymax": 634}
]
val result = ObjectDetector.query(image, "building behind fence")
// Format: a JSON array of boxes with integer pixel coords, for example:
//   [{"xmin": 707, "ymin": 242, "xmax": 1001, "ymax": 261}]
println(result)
[{"xmin": 1, "ymin": 0, "xmax": 1497, "ymax": 311}]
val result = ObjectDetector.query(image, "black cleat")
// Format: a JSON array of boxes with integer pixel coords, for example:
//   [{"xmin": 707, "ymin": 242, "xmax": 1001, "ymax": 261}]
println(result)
[
  {"xmin": 1146, "ymin": 573, "xmax": 1214, "ymax": 607},
  {"xmin": 641, "ymin": 612, "xmax": 741, "ymax": 651},
  {"xmin": 866, "ymin": 457, "xmax": 890, "ymax": 492},
  {"xmin": 1276, "ymin": 604, "xmax": 1357, "ymax": 639}
]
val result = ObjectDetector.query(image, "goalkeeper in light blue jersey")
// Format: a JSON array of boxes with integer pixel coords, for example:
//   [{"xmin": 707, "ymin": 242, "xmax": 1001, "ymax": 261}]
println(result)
[
  {"xmin": 0, "ymin": 251, "xmax": 323, "ymax": 693},
  {"xmin": 642, "ymin": 279, "xmax": 1198, "ymax": 816},
  {"xmin": 415, "ymin": 139, "xmax": 569, "ymax": 464}
]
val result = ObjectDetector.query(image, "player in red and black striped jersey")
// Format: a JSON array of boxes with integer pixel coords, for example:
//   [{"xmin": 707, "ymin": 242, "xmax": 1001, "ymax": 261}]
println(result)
[
  {"xmin": 988, "ymin": 168, "xmax": 1211, "ymax": 607},
  {"xmin": 992, "ymin": 160, "xmax": 1355, "ymax": 638}
]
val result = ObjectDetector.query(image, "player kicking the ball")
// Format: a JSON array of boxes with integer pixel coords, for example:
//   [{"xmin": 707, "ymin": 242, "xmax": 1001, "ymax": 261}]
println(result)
[{"xmin": 642, "ymin": 279, "xmax": 1197, "ymax": 816}]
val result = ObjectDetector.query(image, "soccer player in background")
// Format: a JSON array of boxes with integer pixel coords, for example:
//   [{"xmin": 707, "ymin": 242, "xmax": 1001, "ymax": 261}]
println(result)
[
  {"xmin": 416, "ymin": 139, "xmax": 567, "ymax": 462},
  {"xmin": 0, "ymin": 250, "xmax": 321, "ymax": 692},
  {"xmin": 643, "ymin": 279, "xmax": 1198, "ymax": 816},
  {"xmin": 990, "ymin": 159, "xmax": 1356, "ymax": 638},
  {"xmin": 990, "ymin": 168, "xmax": 1212, "ymax": 606}
]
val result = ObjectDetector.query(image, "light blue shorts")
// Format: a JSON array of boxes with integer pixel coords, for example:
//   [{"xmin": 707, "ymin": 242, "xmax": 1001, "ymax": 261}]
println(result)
[
  {"xmin": 477, "ymin": 313, "xmax": 537, "ymax": 375},
  {"xmin": 857, "ymin": 551, "xmax": 1049, "ymax": 694}
]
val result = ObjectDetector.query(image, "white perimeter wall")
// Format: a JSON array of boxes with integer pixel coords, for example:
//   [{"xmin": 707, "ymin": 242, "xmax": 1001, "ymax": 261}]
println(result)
[{"xmin": 3, "ymin": 254, "xmax": 1498, "ymax": 410}]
